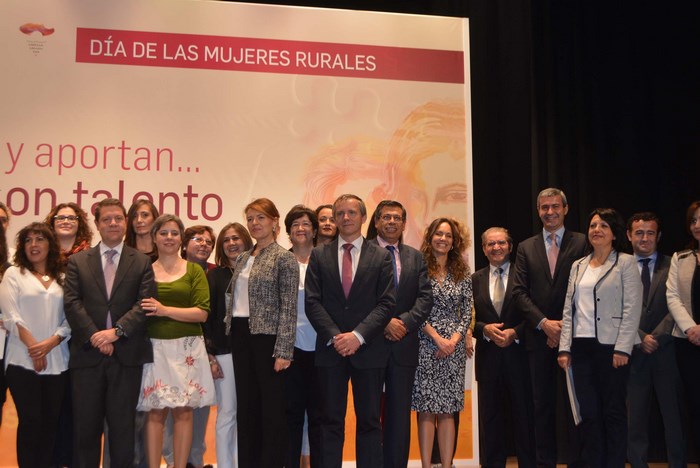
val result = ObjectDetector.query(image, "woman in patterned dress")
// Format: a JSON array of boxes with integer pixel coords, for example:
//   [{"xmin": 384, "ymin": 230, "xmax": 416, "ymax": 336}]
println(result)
[
  {"xmin": 412, "ymin": 217, "xmax": 472, "ymax": 468},
  {"xmin": 137, "ymin": 214, "xmax": 215, "ymax": 468}
]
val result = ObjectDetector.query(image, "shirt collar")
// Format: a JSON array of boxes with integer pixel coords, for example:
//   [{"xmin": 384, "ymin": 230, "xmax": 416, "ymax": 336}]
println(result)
[
  {"xmin": 99, "ymin": 241, "xmax": 124, "ymax": 256},
  {"xmin": 338, "ymin": 235, "xmax": 363, "ymax": 251},
  {"xmin": 376, "ymin": 236, "xmax": 399, "ymax": 250},
  {"xmin": 543, "ymin": 226, "xmax": 566, "ymax": 244},
  {"xmin": 489, "ymin": 261, "xmax": 510, "ymax": 276},
  {"xmin": 634, "ymin": 251, "xmax": 658, "ymax": 263}
]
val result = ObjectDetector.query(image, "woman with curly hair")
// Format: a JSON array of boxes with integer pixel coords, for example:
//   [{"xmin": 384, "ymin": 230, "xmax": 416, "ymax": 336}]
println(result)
[
  {"xmin": 412, "ymin": 217, "xmax": 472, "ymax": 468},
  {"xmin": 44, "ymin": 202, "xmax": 93, "ymax": 263},
  {"xmin": 0, "ymin": 222, "xmax": 70, "ymax": 467}
]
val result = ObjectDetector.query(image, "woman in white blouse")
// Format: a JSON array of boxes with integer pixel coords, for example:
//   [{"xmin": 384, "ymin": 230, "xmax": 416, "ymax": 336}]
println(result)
[{"xmin": 0, "ymin": 222, "xmax": 70, "ymax": 467}]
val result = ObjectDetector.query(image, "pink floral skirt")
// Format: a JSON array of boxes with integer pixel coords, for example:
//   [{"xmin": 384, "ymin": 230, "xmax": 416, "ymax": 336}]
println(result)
[{"xmin": 137, "ymin": 335, "xmax": 215, "ymax": 410}]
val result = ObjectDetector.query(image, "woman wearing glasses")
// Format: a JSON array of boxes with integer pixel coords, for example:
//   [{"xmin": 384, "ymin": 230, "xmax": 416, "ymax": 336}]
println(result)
[{"xmin": 44, "ymin": 202, "xmax": 93, "ymax": 263}]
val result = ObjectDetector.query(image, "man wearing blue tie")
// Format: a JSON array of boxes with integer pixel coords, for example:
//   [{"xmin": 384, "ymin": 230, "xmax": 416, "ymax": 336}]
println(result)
[
  {"xmin": 367, "ymin": 200, "xmax": 433, "ymax": 468},
  {"xmin": 625, "ymin": 212, "xmax": 685, "ymax": 467}
]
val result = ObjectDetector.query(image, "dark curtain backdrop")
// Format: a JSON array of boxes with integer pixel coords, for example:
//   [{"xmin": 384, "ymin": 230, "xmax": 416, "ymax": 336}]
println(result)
[{"xmin": 233, "ymin": 0, "xmax": 700, "ymax": 266}]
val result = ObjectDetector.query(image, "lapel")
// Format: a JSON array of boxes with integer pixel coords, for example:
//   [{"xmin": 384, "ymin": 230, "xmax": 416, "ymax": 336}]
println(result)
[
  {"xmin": 533, "ymin": 232, "xmax": 552, "ymax": 283},
  {"xmin": 113, "ymin": 247, "xmax": 134, "ymax": 296},
  {"xmin": 327, "ymin": 239, "xmax": 344, "ymax": 298},
  {"xmin": 647, "ymin": 255, "xmax": 667, "ymax": 305},
  {"xmin": 478, "ymin": 268, "xmax": 498, "ymax": 318},
  {"xmin": 87, "ymin": 245, "xmax": 109, "ymax": 301},
  {"xmin": 349, "ymin": 238, "xmax": 373, "ymax": 299},
  {"xmin": 397, "ymin": 243, "xmax": 411, "ymax": 289},
  {"xmin": 553, "ymin": 230, "xmax": 575, "ymax": 281}
]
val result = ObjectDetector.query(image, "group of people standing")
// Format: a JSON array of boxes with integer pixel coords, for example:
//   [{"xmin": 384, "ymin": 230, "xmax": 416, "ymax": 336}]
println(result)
[
  {"xmin": 474, "ymin": 188, "xmax": 700, "ymax": 468},
  {"xmin": 0, "ymin": 187, "xmax": 698, "ymax": 468},
  {"xmin": 0, "ymin": 194, "xmax": 471, "ymax": 468}
]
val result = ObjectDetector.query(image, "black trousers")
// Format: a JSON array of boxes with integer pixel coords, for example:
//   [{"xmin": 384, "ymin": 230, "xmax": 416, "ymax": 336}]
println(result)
[
  {"xmin": 285, "ymin": 347, "xmax": 322, "ymax": 468},
  {"xmin": 675, "ymin": 337, "xmax": 700, "ymax": 458},
  {"xmin": 231, "ymin": 318, "xmax": 288, "ymax": 468},
  {"xmin": 71, "ymin": 357, "xmax": 142, "ymax": 468},
  {"xmin": 317, "ymin": 360, "xmax": 385, "ymax": 468},
  {"xmin": 570, "ymin": 338, "xmax": 630, "ymax": 468},
  {"xmin": 381, "ymin": 358, "xmax": 417, "ymax": 468},
  {"xmin": 6, "ymin": 364, "xmax": 67, "ymax": 468}
]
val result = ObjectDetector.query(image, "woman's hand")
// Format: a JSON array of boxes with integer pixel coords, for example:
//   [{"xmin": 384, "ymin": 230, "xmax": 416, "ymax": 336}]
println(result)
[
  {"xmin": 686, "ymin": 324, "xmax": 700, "ymax": 346},
  {"xmin": 28, "ymin": 336, "xmax": 59, "ymax": 359},
  {"xmin": 274, "ymin": 357, "xmax": 291, "ymax": 372},
  {"xmin": 141, "ymin": 297, "xmax": 164, "ymax": 317},
  {"xmin": 209, "ymin": 355, "xmax": 224, "ymax": 379},
  {"xmin": 434, "ymin": 335, "xmax": 457, "ymax": 359},
  {"xmin": 557, "ymin": 353, "xmax": 571, "ymax": 369},
  {"xmin": 612, "ymin": 353, "xmax": 629, "ymax": 368},
  {"xmin": 32, "ymin": 356, "xmax": 47, "ymax": 373}
]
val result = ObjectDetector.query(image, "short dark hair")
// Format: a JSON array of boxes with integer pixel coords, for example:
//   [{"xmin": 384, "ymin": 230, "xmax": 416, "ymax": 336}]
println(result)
[
  {"xmin": 367, "ymin": 200, "xmax": 406, "ymax": 241},
  {"xmin": 284, "ymin": 204, "xmax": 319, "ymax": 239},
  {"xmin": 181, "ymin": 225, "xmax": 216, "ymax": 259},
  {"xmin": 586, "ymin": 208, "xmax": 628, "ymax": 252},
  {"xmin": 626, "ymin": 212, "xmax": 661, "ymax": 233},
  {"xmin": 94, "ymin": 198, "xmax": 126, "ymax": 222}
]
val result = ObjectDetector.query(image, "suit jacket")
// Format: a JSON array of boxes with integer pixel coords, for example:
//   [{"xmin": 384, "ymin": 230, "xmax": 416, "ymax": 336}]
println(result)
[
  {"xmin": 559, "ymin": 251, "xmax": 643, "ymax": 356},
  {"xmin": 512, "ymin": 229, "xmax": 588, "ymax": 350},
  {"xmin": 371, "ymin": 240, "xmax": 433, "ymax": 367},
  {"xmin": 305, "ymin": 238, "xmax": 396, "ymax": 369},
  {"xmin": 637, "ymin": 254, "xmax": 674, "ymax": 347},
  {"xmin": 473, "ymin": 263, "xmax": 527, "ymax": 382},
  {"xmin": 666, "ymin": 249, "xmax": 699, "ymax": 338},
  {"xmin": 64, "ymin": 243, "xmax": 156, "ymax": 368}
]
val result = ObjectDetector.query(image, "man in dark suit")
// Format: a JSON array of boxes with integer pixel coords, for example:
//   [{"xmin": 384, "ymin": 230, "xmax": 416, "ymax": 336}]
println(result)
[
  {"xmin": 474, "ymin": 227, "xmax": 535, "ymax": 468},
  {"xmin": 367, "ymin": 200, "xmax": 433, "ymax": 468},
  {"xmin": 306, "ymin": 193, "xmax": 396, "ymax": 468},
  {"xmin": 626, "ymin": 212, "xmax": 685, "ymax": 467},
  {"xmin": 512, "ymin": 187, "xmax": 587, "ymax": 467},
  {"xmin": 64, "ymin": 198, "xmax": 155, "ymax": 468}
]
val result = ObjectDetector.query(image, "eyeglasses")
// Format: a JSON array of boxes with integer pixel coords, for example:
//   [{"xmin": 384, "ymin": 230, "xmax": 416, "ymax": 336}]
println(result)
[
  {"xmin": 54, "ymin": 215, "xmax": 79, "ymax": 222},
  {"xmin": 380, "ymin": 214, "xmax": 404, "ymax": 222},
  {"xmin": 191, "ymin": 236, "xmax": 214, "ymax": 247}
]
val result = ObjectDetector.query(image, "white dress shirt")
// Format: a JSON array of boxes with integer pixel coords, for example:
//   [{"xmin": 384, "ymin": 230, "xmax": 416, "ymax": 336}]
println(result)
[{"xmin": 0, "ymin": 266, "xmax": 70, "ymax": 374}]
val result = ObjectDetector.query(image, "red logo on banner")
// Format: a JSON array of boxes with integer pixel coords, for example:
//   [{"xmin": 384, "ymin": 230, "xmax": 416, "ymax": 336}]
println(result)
[
  {"xmin": 20, "ymin": 23, "xmax": 55, "ymax": 36},
  {"xmin": 75, "ymin": 28, "xmax": 465, "ymax": 84}
]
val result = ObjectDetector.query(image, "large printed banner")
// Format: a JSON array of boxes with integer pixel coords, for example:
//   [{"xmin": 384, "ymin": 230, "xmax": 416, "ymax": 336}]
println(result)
[{"xmin": 1, "ymin": 0, "xmax": 475, "ymax": 464}]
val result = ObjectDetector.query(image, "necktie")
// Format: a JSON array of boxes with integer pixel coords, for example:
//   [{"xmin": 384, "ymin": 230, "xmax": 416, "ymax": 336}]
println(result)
[
  {"xmin": 342, "ymin": 243, "xmax": 353, "ymax": 299},
  {"xmin": 640, "ymin": 258, "xmax": 651, "ymax": 307},
  {"xmin": 104, "ymin": 249, "xmax": 117, "ymax": 328},
  {"xmin": 547, "ymin": 232, "xmax": 559, "ymax": 277},
  {"xmin": 386, "ymin": 245, "xmax": 399, "ymax": 290},
  {"xmin": 493, "ymin": 267, "xmax": 504, "ymax": 315}
]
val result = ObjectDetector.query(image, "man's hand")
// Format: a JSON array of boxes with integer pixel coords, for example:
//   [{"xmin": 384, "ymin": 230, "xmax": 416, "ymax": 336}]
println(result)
[
  {"xmin": 333, "ymin": 332, "xmax": 361, "ymax": 357},
  {"xmin": 640, "ymin": 334, "xmax": 659, "ymax": 354},
  {"xmin": 98, "ymin": 343, "xmax": 114, "ymax": 356},
  {"xmin": 542, "ymin": 319, "xmax": 562, "ymax": 348},
  {"xmin": 686, "ymin": 324, "xmax": 700, "ymax": 346},
  {"xmin": 90, "ymin": 329, "xmax": 118, "ymax": 349},
  {"xmin": 384, "ymin": 318, "xmax": 407, "ymax": 342}
]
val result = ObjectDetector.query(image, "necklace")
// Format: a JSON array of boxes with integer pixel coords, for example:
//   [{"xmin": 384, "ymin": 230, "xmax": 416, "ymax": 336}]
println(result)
[{"xmin": 34, "ymin": 271, "xmax": 50, "ymax": 282}]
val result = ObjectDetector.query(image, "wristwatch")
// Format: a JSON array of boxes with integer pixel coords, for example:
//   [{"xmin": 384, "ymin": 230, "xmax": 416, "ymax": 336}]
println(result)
[{"xmin": 114, "ymin": 324, "xmax": 125, "ymax": 338}]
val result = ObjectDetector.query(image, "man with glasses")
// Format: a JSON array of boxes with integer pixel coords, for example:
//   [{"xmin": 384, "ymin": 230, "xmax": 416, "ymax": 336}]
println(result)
[
  {"xmin": 367, "ymin": 200, "xmax": 433, "ymax": 468},
  {"xmin": 64, "ymin": 198, "xmax": 156, "ymax": 468}
]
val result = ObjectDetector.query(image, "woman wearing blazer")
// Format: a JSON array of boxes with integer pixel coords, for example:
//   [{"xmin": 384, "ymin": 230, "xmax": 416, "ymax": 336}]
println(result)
[
  {"xmin": 666, "ymin": 199, "xmax": 700, "ymax": 452},
  {"xmin": 558, "ymin": 208, "xmax": 642, "ymax": 467},
  {"xmin": 224, "ymin": 198, "xmax": 299, "ymax": 468}
]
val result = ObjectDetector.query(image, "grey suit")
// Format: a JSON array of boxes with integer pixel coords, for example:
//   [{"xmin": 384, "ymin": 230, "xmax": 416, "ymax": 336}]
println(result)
[
  {"xmin": 64, "ymin": 244, "xmax": 155, "ymax": 468},
  {"xmin": 627, "ymin": 254, "xmax": 685, "ymax": 467}
]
